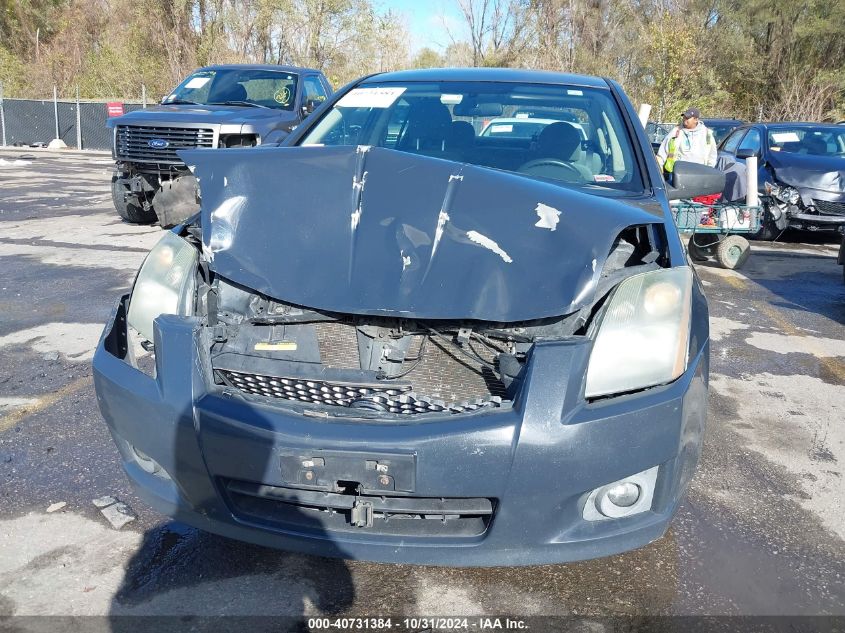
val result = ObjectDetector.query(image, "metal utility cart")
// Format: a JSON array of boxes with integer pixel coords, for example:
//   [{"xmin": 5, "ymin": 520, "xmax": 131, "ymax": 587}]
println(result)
[{"xmin": 672, "ymin": 201, "xmax": 763, "ymax": 270}]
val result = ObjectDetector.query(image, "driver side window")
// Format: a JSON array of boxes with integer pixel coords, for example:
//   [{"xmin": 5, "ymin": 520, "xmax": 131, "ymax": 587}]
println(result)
[
  {"xmin": 304, "ymin": 76, "xmax": 328, "ymax": 105},
  {"xmin": 721, "ymin": 129, "xmax": 746, "ymax": 154},
  {"xmin": 737, "ymin": 128, "xmax": 761, "ymax": 154}
]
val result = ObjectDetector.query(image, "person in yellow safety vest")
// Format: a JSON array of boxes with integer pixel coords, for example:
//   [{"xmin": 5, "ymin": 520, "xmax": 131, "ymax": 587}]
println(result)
[{"xmin": 656, "ymin": 107, "xmax": 717, "ymax": 180}]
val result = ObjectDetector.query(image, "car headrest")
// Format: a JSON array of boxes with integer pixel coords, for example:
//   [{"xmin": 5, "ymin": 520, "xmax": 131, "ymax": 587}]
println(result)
[
  {"xmin": 447, "ymin": 121, "xmax": 475, "ymax": 149},
  {"xmin": 215, "ymin": 83, "xmax": 248, "ymax": 103},
  {"xmin": 400, "ymin": 99, "xmax": 453, "ymax": 150},
  {"xmin": 536, "ymin": 122, "xmax": 582, "ymax": 161}
]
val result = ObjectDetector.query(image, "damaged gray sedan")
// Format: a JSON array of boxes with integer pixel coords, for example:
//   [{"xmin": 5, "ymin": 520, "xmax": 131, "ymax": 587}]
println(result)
[{"xmin": 93, "ymin": 69, "xmax": 721, "ymax": 566}]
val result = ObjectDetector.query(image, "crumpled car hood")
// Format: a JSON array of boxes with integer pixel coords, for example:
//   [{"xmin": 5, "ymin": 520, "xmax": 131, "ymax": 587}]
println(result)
[
  {"xmin": 108, "ymin": 105, "xmax": 296, "ymax": 127},
  {"xmin": 182, "ymin": 145, "xmax": 661, "ymax": 321},
  {"xmin": 768, "ymin": 152, "xmax": 845, "ymax": 197}
]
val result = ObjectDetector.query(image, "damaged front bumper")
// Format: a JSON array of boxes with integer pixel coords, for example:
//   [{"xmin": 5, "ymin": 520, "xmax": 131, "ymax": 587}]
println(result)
[{"xmin": 93, "ymin": 296, "xmax": 708, "ymax": 567}]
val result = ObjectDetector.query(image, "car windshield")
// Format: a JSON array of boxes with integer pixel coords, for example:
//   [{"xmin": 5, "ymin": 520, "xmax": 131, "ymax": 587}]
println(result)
[
  {"xmin": 707, "ymin": 123, "xmax": 739, "ymax": 144},
  {"xmin": 767, "ymin": 127, "xmax": 845, "ymax": 156},
  {"xmin": 163, "ymin": 68, "xmax": 298, "ymax": 111},
  {"xmin": 299, "ymin": 81, "xmax": 644, "ymax": 195}
]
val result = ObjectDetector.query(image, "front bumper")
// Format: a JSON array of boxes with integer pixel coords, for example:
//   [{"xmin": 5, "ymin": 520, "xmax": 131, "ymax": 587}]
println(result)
[{"xmin": 93, "ymin": 297, "xmax": 709, "ymax": 567}]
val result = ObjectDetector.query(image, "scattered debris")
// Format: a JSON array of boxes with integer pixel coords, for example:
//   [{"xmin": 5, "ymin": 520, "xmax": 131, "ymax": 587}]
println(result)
[
  {"xmin": 92, "ymin": 495, "xmax": 116, "ymax": 508},
  {"xmin": 46, "ymin": 502, "xmax": 67, "ymax": 513},
  {"xmin": 93, "ymin": 495, "xmax": 136, "ymax": 528}
]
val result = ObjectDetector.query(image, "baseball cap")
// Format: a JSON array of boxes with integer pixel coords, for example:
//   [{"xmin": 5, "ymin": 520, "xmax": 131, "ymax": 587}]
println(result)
[{"xmin": 682, "ymin": 107, "xmax": 701, "ymax": 119}]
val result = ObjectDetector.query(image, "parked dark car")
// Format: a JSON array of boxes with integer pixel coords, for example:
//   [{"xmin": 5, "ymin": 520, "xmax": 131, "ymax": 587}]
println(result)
[
  {"xmin": 717, "ymin": 122, "xmax": 845, "ymax": 238},
  {"xmin": 702, "ymin": 118, "xmax": 743, "ymax": 145},
  {"xmin": 93, "ymin": 68, "xmax": 723, "ymax": 566},
  {"xmin": 645, "ymin": 121, "xmax": 672, "ymax": 153},
  {"xmin": 107, "ymin": 64, "xmax": 332, "ymax": 226}
]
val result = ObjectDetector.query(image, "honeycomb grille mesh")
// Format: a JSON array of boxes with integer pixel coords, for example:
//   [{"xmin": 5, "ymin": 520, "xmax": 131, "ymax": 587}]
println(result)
[
  {"xmin": 217, "ymin": 370, "xmax": 502, "ymax": 415},
  {"xmin": 813, "ymin": 199, "xmax": 845, "ymax": 216}
]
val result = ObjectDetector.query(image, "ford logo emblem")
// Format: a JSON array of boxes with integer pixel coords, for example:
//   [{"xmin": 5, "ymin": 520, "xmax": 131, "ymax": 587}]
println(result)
[{"xmin": 148, "ymin": 138, "xmax": 169, "ymax": 149}]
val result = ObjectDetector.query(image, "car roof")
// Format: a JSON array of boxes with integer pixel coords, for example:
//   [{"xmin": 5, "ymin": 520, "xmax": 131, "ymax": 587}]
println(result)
[
  {"xmin": 750, "ymin": 122, "xmax": 844, "ymax": 131},
  {"xmin": 197, "ymin": 64, "xmax": 321, "ymax": 74},
  {"xmin": 360, "ymin": 67, "xmax": 609, "ymax": 88}
]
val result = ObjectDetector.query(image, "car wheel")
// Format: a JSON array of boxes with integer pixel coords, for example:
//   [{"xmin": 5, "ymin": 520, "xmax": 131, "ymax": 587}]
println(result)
[
  {"xmin": 717, "ymin": 235, "xmax": 751, "ymax": 270},
  {"xmin": 839, "ymin": 237, "xmax": 845, "ymax": 284},
  {"xmin": 750, "ymin": 207, "xmax": 780, "ymax": 241},
  {"xmin": 687, "ymin": 234, "xmax": 719, "ymax": 262},
  {"xmin": 111, "ymin": 176, "xmax": 157, "ymax": 224}
]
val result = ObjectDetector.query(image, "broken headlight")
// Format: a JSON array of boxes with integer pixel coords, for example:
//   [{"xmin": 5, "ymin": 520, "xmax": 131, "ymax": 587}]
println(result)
[
  {"xmin": 127, "ymin": 231, "xmax": 198, "ymax": 342},
  {"xmin": 585, "ymin": 267, "xmax": 693, "ymax": 399},
  {"xmin": 765, "ymin": 182, "xmax": 800, "ymax": 205}
]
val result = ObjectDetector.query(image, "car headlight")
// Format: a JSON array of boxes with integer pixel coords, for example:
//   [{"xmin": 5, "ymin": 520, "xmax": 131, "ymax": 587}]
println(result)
[
  {"xmin": 585, "ymin": 267, "xmax": 693, "ymax": 399},
  {"xmin": 765, "ymin": 182, "xmax": 800, "ymax": 205},
  {"xmin": 127, "ymin": 232, "xmax": 198, "ymax": 342}
]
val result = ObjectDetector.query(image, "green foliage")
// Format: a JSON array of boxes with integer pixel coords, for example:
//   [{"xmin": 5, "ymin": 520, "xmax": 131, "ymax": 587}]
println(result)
[
  {"xmin": 0, "ymin": 0, "xmax": 842, "ymax": 120},
  {"xmin": 0, "ymin": 45, "xmax": 27, "ymax": 94}
]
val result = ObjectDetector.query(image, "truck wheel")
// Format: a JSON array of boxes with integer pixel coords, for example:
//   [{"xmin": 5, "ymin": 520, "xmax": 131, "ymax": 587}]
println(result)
[
  {"xmin": 111, "ymin": 176, "xmax": 157, "ymax": 224},
  {"xmin": 716, "ymin": 235, "xmax": 751, "ymax": 270},
  {"xmin": 687, "ymin": 234, "xmax": 719, "ymax": 262}
]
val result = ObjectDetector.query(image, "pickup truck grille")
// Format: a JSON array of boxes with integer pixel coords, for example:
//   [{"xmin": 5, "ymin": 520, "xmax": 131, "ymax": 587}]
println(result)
[{"xmin": 115, "ymin": 125, "xmax": 215, "ymax": 164}]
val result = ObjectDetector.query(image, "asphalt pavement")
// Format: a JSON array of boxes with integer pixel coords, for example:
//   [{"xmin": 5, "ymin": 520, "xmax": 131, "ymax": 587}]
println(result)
[{"xmin": 0, "ymin": 149, "xmax": 843, "ymax": 620}]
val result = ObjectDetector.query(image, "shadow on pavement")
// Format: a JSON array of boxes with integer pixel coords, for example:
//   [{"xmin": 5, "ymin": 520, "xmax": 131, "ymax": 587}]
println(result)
[{"xmin": 107, "ymin": 398, "xmax": 357, "ymax": 631}]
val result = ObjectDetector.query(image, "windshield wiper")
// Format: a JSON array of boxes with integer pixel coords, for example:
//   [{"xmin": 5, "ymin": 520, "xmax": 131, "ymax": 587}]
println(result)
[
  {"xmin": 209, "ymin": 100, "xmax": 269, "ymax": 109},
  {"xmin": 164, "ymin": 99, "xmax": 201, "ymax": 106}
]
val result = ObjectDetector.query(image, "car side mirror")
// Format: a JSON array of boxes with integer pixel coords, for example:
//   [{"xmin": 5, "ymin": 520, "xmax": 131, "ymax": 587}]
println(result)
[
  {"xmin": 735, "ymin": 147, "xmax": 758, "ymax": 159},
  {"xmin": 302, "ymin": 99, "xmax": 321, "ymax": 116},
  {"xmin": 665, "ymin": 161, "xmax": 726, "ymax": 200}
]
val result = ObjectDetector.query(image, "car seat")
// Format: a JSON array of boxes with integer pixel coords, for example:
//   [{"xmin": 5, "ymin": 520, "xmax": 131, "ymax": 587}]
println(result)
[
  {"xmin": 518, "ymin": 122, "xmax": 592, "ymax": 181},
  {"xmin": 447, "ymin": 121, "xmax": 475, "ymax": 152},
  {"xmin": 213, "ymin": 83, "xmax": 248, "ymax": 103},
  {"xmin": 398, "ymin": 99, "xmax": 453, "ymax": 153}
]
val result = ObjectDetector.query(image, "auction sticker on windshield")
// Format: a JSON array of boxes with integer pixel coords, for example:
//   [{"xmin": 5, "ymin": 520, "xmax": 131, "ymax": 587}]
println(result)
[
  {"xmin": 337, "ymin": 87, "xmax": 406, "ymax": 108},
  {"xmin": 185, "ymin": 76, "xmax": 210, "ymax": 89}
]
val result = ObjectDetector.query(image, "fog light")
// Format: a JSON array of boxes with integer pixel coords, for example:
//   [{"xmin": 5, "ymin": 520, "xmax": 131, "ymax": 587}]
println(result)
[
  {"xmin": 583, "ymin": 466, "xmax": 659, "ymax": 522},
  {"xmin": 606, "ymin": 482, "xmax": 640, "ymax": 507}
]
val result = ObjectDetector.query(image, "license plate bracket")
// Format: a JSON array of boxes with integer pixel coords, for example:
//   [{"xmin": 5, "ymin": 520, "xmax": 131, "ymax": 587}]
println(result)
[{"xmin": 280, "ymin": 449, "xmax": 416, "ymax": 493}]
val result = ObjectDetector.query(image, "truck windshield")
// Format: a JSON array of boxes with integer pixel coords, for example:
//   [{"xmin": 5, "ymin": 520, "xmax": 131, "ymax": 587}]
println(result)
[
  {"xmin": 164, "ymin": 68, "xmax": 299, "ymax": 111},
  {"xmin": 299, "ymin": 81, "xmax": 644, "ymax": 194}
]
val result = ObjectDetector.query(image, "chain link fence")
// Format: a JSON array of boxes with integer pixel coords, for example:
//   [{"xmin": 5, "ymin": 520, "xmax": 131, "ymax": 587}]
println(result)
[{"xmin": 0, "ymin": 83, "xmax": 150, "ymax": 151}]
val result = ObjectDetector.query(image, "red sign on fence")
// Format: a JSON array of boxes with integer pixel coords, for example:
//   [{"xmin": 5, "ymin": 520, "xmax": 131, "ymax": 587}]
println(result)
[{"xmin": 106, "ymin": 102, "xmax": 125, "ymax": 117}]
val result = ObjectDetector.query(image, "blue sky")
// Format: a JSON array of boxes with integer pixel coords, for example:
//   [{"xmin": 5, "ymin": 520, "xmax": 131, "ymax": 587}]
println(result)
[{"xmin": 378, "ymin": 0, "xmax": 467, "ymax": 53}]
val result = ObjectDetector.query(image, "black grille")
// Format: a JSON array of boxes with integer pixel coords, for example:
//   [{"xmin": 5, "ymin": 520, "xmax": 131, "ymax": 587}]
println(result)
[
  {"xmin": 813, "ymin": 199, "xmax": 845, "ymax": 216},
  {"xmin": 115, "ymin": 125, "xmax": 215, "ymax": 164},
  {"xmin": 224, "ymin": 479, "xmax": 495, "ymax": 538},
  {"xmin": 217, "ymin": 369, "xmax": 502, "ymax": 414}
]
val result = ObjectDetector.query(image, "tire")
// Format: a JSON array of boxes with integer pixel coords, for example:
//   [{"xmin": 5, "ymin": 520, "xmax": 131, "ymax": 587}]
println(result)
[
  {"xmin": 687, "ymin": 234, "xmax": 719, "ymax": 262},
  {"xmin": 111, "ymin": 176, "xmax": 157, "ymax": 224},
  {"xmin": 716, "ymin": 235, "xmax": 751, "ymax": 270},
  {"xmin": 839, "ymin": 236, "xmax": 845, "ymax": 284},
  {"xmin": 750, "ymin": 207, "xmax": 780, "ymax": 241}
]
